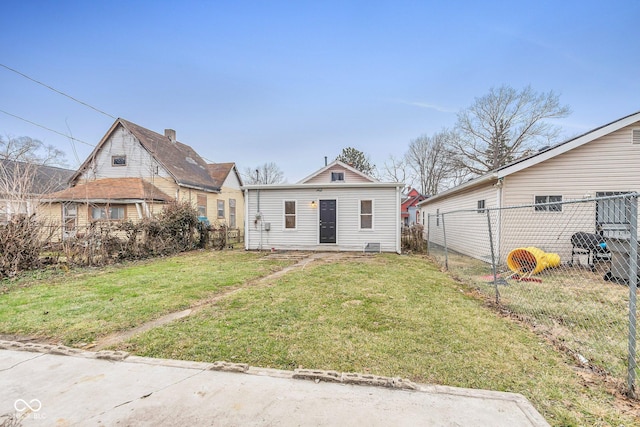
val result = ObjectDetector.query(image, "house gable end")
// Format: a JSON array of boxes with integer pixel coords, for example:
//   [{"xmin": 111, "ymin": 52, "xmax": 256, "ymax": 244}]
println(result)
[
  {"xmin": 73, "ymin": 123, "xmax": 173, "ymax": 185},
  {"xmin": 298, "ymin": 160, "xmax": 377, "ymax": 184},
  {"xmin": 498, "ymin": 111, "xmax": 640, "ymax": 178}
]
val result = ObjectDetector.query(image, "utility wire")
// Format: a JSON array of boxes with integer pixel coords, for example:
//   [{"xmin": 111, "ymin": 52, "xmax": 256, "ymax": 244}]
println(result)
[
  {"xmin": 0, "ymin": 63, "xmax": 116, "ymax": 119},
  {"xmin": 0, "ymin": 109, "xmax": 95, "ymax": 148}
]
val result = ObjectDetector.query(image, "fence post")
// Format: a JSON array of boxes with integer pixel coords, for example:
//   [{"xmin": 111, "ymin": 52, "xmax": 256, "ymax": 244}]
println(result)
[
  {"xmin": 442, "ymin": 213, "xmax": 448, "ymax": 270},
  {"xmin": 486, "ymin": 208, "xmax": 500, "ymax": 305},
  {"xmin": 426, "ymin": 214, "xmax": 431, "ymax": 255},
  {"xmin": 628, "ymin": 195, "xmax": 638, "ymax": 398}
]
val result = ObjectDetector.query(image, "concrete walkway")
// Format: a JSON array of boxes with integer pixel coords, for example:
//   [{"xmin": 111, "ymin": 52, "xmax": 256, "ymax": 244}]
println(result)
[{"xmin": 0, "ymin": 342, "xmax": 549, "ymax": 426}]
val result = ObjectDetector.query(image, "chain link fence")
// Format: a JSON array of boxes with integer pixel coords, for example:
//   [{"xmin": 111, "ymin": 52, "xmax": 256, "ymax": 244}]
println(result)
[{"xmin": 426, "ymin": 193, "xmax": 639, "ymax": 398}]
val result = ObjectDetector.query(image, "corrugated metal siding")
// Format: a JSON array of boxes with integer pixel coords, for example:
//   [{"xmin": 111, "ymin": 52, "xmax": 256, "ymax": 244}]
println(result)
[{"xmin": 245, "ymin": 187, "xmax": 398, "ymax": 252}]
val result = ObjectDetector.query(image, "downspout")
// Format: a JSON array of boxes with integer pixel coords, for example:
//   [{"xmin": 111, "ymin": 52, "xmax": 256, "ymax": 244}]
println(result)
[
  {"xmin": 257, "ymin": 186, "xmax": 262, "ymax": 251},
  {"xmin": 396, "ymin": 185, "xmax": 402, "ymax": 254},
  {"xmin": 495, "ymin": 177, "xmax": 504, "ymax": 261},
  {"xmin": 244, "ymin": 188, "xmax": 249, "ymax": 250}
]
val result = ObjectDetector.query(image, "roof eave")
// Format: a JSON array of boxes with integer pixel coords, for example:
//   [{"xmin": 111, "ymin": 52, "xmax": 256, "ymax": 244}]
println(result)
[
  {"xmin": 417, "ymin": 173, "xmax": 498, "ymax": 207},
  {"xmin": 242, "ymin": 182, "xmax": 403, "ymax": 190},
  {"xmin": 497, "ymin": 110, "xmax": 640, "ymax": 178}
]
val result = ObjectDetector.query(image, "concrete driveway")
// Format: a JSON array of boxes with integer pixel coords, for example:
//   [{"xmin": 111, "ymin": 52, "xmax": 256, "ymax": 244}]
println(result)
[{"xmin": 1, "ymin": 341, "xmax": 549, "ymax": 426}]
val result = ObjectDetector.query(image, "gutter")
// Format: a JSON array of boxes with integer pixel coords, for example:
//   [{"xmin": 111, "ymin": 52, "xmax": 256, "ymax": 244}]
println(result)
[
  {"xmin": 417, "ymin": 173, "xmax": 498, "ymax": 207},
  {"xmin": 242, "ymin": 182, "xmax": 403, "ymax": 191},
  {"xmin": 178, "ymin": 182, "xmax": 221, "ymax": 193}
]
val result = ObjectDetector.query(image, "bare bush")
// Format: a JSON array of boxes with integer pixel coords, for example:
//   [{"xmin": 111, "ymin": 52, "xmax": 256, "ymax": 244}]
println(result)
[
  {"xmin": 0, "ymin": 214, "xmax": 56, "ymax": 278},
  {"xmin": 401, "ymin": 224, "xmax": 426, "ymax": 253}
]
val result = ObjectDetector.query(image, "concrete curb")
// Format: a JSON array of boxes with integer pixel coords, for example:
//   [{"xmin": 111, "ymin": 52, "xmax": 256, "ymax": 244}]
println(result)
[
  {"xmin": 0, "ymin": 340, "xmax": 550, "ymax": 426},
  {"xmin": 0, "ymin": 340, "xmax": 418, "ymax": 390}
]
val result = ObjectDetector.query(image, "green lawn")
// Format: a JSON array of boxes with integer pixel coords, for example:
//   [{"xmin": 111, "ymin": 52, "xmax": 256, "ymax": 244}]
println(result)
[
  {"xmin": 0, "ymin": 250, "xmax": 294, "ymax": 345},
  {"xmin": 0, "ymin": 251, "xmax": 637, "ymax": 426}
]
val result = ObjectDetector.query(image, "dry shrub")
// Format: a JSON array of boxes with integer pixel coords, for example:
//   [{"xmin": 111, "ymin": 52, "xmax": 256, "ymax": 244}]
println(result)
[
  {"xmin": 0, "ymin": 214, "xmax": 55, "ymax": 277},
  {"xmin": 401, "ymin": 224, "xmax": 427, "ymax": 253}
]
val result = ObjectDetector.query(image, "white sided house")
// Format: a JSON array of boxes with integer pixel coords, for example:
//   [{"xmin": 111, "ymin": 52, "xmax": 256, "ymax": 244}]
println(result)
[
  {"xmin": 417, "ymin": 110, "xmax": 640, "ymax": 264},
  {"xmin": 243, "ymin": 161, "xmax": 403, "ymax": 253}
]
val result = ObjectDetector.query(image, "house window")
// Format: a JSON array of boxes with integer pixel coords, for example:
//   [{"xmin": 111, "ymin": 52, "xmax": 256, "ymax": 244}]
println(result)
[
  {"xmin": 217, "ymin": 200, "xmax": 225, "ymax": 219},
  {"xmin": 229, "ymin": 199, "xmax": 236, "ymax": 228},
  {"xmin": 534, "ymin": 195, "xmax": 562, "ymax": 212},
  {"xmin": 91, "ymin": 205, "xmax": 125, "ymax": 220},
  {"xmin": 111, "ymin": 155, "xmax": 127, "ymax": 167},
  {"xmin": 331, "ymin": 172, "xmax": 345, "ymax": 182},
  {"xmin": 477, "ymin": 200, "xmax": 486, "ymax": 214},
  {"xmin": 436, "ymin": 208, "xmax": 440, "ymax": 226},
  {"xmin": 63, "ymin": 203, "xmax": 77, "ymax": 232},
  {"xmin": 197, "ymin": 194, "xmax": 207, "ymax": 218},
  {"xmin": 360, "ymin": 200, "xmax": 373, "ymax": 229},
  {"xmin": 284, "ymin": 200, "xmax": 296, "ymax": 229}
]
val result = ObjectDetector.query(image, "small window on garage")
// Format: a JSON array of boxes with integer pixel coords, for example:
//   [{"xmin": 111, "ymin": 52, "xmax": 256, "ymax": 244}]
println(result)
[
  {"xmin": 477, "ymin": 199, "xmax": 485, "ymax": 213},
  {"xmin": 534, "ymin": 195, "xmax": 562, "ymax": 212}
]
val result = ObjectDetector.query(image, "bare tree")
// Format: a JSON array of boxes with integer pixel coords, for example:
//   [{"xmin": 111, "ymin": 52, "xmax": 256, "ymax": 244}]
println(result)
[
  {"xmin": 242, "ymin": 162, "xmax": 285, "ymax": 184},
  {"xmin": 405, "ymin": 130, "xmax": 459, "ymax": 196},
  {"xmin": 0, "ymin": 135, "xmax": 66, "ymax": 166},
  {"xmin": 382, "ymin": 155, "xmax": 410, "ymax": 189},
  {"xmin": 453, "ymin": 85, "xmax": 571, "ymax": 174},
  {"xmin": 0, "ymin": 136, "xmax": 69, "ymax": 222}
]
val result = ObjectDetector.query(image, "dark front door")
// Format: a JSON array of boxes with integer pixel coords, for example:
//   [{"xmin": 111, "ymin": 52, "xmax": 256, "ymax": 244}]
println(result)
[{"xmin": 319, "ymin": 199, "xmax": 337, "ymax": 244}]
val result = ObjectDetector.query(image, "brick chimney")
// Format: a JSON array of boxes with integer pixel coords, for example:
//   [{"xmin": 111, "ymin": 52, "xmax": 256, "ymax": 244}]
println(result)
[{"xmin": 165, "ymin": 129, "xmax": 176, "ymax": 143}]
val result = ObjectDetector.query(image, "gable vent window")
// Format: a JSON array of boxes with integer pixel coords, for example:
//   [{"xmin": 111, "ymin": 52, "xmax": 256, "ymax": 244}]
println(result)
[
  {"xmin": 331, "ymin": 172, "xmax": 345, "ymax": 182},
  {"xmin": 633, "ymin": 129, "xmax": 640, "ymax": 144},
  {"xmin": 112, "ymin": 155, "xmax": 127, "ymax": 166}
]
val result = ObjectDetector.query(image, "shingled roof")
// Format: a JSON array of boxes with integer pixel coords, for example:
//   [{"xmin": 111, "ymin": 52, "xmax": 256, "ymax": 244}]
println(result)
[
  {"xmin": 206, "ymin": 162, "xmax": 242, "ymax": 188},
  {"xmin": 44, "ymin": 178, "xmax": 172, "ymax": 202},
  {"xmin": 71, "ymin": 118, "xmax": 221, "ymax": 193},
  {"xmin": 0, "ymin": 159, "xmax": 74, "ymax": 197}
]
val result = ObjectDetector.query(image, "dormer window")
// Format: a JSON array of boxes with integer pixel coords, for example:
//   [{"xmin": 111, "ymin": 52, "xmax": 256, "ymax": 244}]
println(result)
[
  {"xmin": 112, "ymin": 155, "xmax": 127, "ymax": 167},
  {"xmin": 331, "ymin": 172, "xmax": 344, "ymax": 182}
]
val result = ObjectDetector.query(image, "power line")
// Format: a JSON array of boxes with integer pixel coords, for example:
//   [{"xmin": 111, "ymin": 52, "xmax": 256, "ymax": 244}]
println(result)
[
  {"xmin": 0, "ymin": 109, "xmax": 95, "ymax": 148},
  {"xmin": 0, "ymin": 63, "xmax": 116, "ymax": 119}
]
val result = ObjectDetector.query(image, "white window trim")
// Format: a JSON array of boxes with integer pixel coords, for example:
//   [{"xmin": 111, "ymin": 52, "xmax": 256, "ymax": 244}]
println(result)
[
  {"xmin": 111, "ymin": 155, "xmax": 127, "ymax": 167},
  {"xmin": 330, "ymin": 171, "xmax": 345, "ymax": 182},
  {"xmin": 283, "ymin": 199, "xmax": 297, "ymax": 231},
  {"xmin": 359, "ymin": 199, "xmax": 374, "ymax": 231},
  {"xmin": 477, "ymin": 199, "xmax": 486, "ymax": 214},
  {"xmin": 533, "ymin": 195, "xmax": 563, "ymax": 213}
]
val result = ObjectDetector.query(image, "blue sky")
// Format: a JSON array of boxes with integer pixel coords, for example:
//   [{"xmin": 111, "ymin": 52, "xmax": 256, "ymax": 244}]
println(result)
[{"xmin": 1, "ymin": 1, "xmax": 639, "ymax": 182}]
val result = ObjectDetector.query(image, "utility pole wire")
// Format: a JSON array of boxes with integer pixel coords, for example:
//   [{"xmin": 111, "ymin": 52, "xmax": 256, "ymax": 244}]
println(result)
[
  {"xmin": 0, "ymin": 63, "xmax": 116, "ymax": 119},
  {"xmin": 0, "ymin": 109, "xmax": 95, "ymax": 148}
]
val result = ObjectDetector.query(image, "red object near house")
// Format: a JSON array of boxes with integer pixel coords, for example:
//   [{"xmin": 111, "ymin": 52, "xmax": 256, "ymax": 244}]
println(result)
[{"xmin": 401, "ymin": 188, "xmax": 428, "ymax": 226}]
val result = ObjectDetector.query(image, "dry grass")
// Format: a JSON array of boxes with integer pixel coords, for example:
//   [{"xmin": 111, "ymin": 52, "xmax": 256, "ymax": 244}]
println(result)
[{"xmin": 432, "ymin": 247, "xmax": 638, "ymax": 392}]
